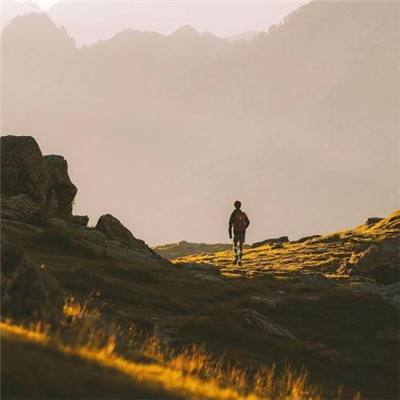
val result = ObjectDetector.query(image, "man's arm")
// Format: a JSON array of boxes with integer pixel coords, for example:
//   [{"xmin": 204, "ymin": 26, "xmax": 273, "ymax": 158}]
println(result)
[
  {"xmin": 245, "ymin": 213, "xmax": 250, "ymax": 228},
  {"xmin": 228, "ymin": 212, "xmax": 234, "ymax": 238}
]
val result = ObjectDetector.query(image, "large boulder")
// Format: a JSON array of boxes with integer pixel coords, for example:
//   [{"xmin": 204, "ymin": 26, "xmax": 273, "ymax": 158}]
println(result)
[
  {"xmin": 44, "ymin": 155, "xmax": 77, "ymax": 218},
  {"xmin": 95, "ymin": 214, "xmax": 144, "ymax": 248},
  {"xmin": 1, "ymin": 135, "xmax": 49, "ymax": 207},
  {"xmin": 1, "ymin": 194, "xmax": 41, "ymax": 223},
  {"xmin": 1, "ymin": 240, "xmax": 64, "ymax": 321},
  {"xmin": 338, "ymin": 238, "xmax": 400, "ymax": 283}
]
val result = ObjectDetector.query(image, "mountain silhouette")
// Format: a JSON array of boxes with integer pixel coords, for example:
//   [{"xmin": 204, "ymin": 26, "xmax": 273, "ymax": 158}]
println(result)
[{"xmin": 2, "ymin": 1, "xmax": 399, "ymax": 244}]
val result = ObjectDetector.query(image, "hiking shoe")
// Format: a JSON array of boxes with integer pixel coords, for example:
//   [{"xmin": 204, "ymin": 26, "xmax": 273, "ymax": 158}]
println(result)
[
  {"xmin": 238, "ymin": 260, "xmax": 242, "ymax": 266},
  {"xmin": 233, "ymin": 256, "xmax": 238, "ymax": 265}
]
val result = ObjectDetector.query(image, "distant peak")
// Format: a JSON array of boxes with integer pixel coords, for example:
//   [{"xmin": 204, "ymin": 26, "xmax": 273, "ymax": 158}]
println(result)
[{"xmin": 171, "ymin": 25, "xmax": 200, "ymax": 38}]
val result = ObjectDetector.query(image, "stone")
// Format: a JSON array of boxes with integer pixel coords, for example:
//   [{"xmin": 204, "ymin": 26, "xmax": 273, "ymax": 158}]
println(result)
[
  {"xmin": 1, "ymin": 240, "xmax": 64, "ymax": 321},
  {"xmin": 70, "ymin": 215, "xmax": 89, "ymax": 227},
  {"xmin": 252, "ymin": 236, "xmax": 289, "ymax": 248},
  {"xmin": 236, "ymin": 308, "xmax": 298, "ymax": 341},
  {"xmin": 295, "ymin": 234, "xmax": 321, "ymax": 243},
  {"xmin": 339, "ymin": 238, "xmax": 400, "ymax": 283},
  {"xmin": 95, "ymin": 214, "xmax": 149, "ymax": 252},
  {"xmin": 44, "ymin": 218, "xmax": 69, "ymax": 230},
  {"xmin": 44, "ymin": 155, "xmax": 77, "ymax": 217},
  {"xmin": 366, "ymin": 217, "xmax": 383, "ymax": 226},
  {"xmin": 1, "ymin": 135, "xmax": 49, "ymax": 207},
  {"xmin": 182, "ymin": 307, "xmax": 298, "ymax": 345},
  {"xmin": 1, "ymin": 194, "xmax": 41, "ymax": 223}
]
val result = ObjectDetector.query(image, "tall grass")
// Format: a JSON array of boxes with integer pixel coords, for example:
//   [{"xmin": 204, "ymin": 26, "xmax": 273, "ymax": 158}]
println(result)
[{"xmin": 1, "ymin": 297, "xmax": 326, "ymax": 400}]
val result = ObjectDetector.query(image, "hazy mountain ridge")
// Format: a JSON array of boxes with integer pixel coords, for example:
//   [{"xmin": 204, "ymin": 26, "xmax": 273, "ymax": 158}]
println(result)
[{"xmin": 1, "ymin": 1, "xmax": 399, "ymax": 244}]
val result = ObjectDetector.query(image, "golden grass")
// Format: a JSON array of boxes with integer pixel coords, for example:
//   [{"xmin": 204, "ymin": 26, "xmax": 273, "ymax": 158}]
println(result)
[{"xmin": 0, "ymin": 318, "xmax": 322, "ymax": 400}]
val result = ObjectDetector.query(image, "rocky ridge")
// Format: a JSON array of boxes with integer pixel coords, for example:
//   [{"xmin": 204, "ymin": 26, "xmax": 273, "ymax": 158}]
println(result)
[{"xmin": 1, "ymin": 135, "xmax": 167, "ymax": 320}]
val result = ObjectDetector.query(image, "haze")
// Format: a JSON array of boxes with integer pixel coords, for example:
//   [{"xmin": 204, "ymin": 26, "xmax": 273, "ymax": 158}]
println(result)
[
  {"xmin": 1, "ymin": 0, "xmax": 399, "ymax": 245},
  {"xmin": 2, "ymin": 1, "xmax": 309, "ymax": 44}
]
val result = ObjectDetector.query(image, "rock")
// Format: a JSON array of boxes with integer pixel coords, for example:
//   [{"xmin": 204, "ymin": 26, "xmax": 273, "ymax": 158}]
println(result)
[
  {"xmin": 70, "ymin": 215, "xmax": 89, "ymax": 227},
  {"xmin": 44, "ymin": 218, "xmax": 69, "ymax": 230},
  {"xmin": 339, "ymin": 238, "xmax": 400, "ymax": 283},
  {"xmin": 379, "ymin": 282, "xmax": 400, "ymax": 309},
  {"xmin": 295, "ymin": 234, "xmax": 321, "ymax": 243},
  {"xmin": 44, "ymin": 155, "xmax": 77, "ymax": 217},
  {"xmin": 252, "ymin": 236, "xmax": 289, "ymax": 248},
  {"xmin": 95, "ymin": 214, "xmax": 148, "ymax": 251},
  {"xmin": 366, "ymin": 217, "xmax": 383, "ymax": 226},
  {"xmin": 182, "ymin": 307, "xmax": 297, "ymax": 345},
  {"xmin": 313, "ymin": 233, "xmax": 342, "ymax": 244},
  {"xmin": 1, "ymin": 240, "xmax": 64, "ymax": 321},
  {"xmin": 350, "ymin": 279, "xmax": 400, "ymax": 310},
  {"xmin": 236, "ymin": 309, "xmax": 298, "ymax": 342},
  {"xmin": 1, "ymin": 135, "xmax": 49, "ymax": 207},
  {"xmin": 1, "ymin": 194, "xmax": 41, "ymax": 223}
]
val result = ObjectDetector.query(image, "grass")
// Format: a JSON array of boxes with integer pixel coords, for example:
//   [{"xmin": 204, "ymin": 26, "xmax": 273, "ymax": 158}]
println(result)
[
  {"xmin": 1, "ymin": 303, "xmax": 323, "ymax": 400},
  {"xmin": 2, "ymin": 209, "xmax": 399, "ymax": 399}
]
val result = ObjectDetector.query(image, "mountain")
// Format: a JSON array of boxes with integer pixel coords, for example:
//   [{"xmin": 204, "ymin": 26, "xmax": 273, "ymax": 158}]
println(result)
[
  {"xmin": 1, "ymin": 135, "xmax": 399, "ymax": 399},
  {"xmin": 1, "ymin": 1, "xmax": 399, "ymax": 245},
  {"xmin": 226, "ymin": 30, "xmax": 261, "ymax": 42},
  {"xmin": 0, "ymin": 0, "xmax": 40, "ymax": 29}
]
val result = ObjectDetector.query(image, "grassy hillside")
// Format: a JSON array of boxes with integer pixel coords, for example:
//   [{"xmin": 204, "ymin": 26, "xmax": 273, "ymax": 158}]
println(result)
[
  {"xmin": 173, "ymin": 210, "xmax": 400, "ymax": 279},
  {"xmin": 2, "ymin": 210, "xmax": 399, "ymax": 399},
  {"xmin": 153, "ymin": 241, "xmax": 249, "ymax": 260}
]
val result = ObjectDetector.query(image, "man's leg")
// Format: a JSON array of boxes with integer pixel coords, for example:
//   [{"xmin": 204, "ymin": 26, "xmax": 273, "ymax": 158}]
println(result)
[
  {"xmin": 233, "ymin": 236, "xmax": 239, "ymax": 264},
  {"xmin": 238, "ymin": 233, "xmax": 245, "ymax": 266}
]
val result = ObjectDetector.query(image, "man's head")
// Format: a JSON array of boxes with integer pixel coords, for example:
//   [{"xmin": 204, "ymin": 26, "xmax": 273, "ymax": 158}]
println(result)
[{"xmin": 234, "ymin": 200, "xmax": 242, "ymax": 209}]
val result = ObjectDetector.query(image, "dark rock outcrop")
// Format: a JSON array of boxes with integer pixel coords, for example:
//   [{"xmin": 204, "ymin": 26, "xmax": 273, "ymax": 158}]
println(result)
[
  {"xmin": 366, "ymin": 217, "xmax": 383, "ymax": 226},
  {"xmin": 252, "ymin": 236, "xmax": 289, "ymax": 248},
  {"xmin": 1, "ymin": 136, "xmax": 77, "ymax": 220},
  {"xmin": 71, "ymin": 215, "xmax": 89, "ymax": 227},
  {"xmin": 1, "ymin": 135, "xmax": 49, "ymax": 207},
  {"xmin": 1, "ymin": 194, "xmax": 41, "ymax": 223},
  {"xmin": 1, "ymin": 135, "xmax": 165, "ymax": 267},
  {"xmin": 182, "ymin": 307, "xmax": 297, "ymax": 345},
  {"xmin": 294, "ymin": 234, "xmax": 321, "ymax": 243},
  {"xmin": 44, "ymin": 155, "xmax": 77, "ymax": 217},
  {"xmin": 96, "ymin": 214, "xmax": 145, "ymax": 250},
  {"xmin": 1, "ymin": 240, "xmax": 64, "ymax": 321},
  {"xmin": 338, "ymin": 238, "xmax": 400, "ymax": 284}
]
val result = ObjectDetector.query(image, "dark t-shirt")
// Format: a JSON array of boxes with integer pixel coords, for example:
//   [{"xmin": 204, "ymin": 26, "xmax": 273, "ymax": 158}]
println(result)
[{"xmin": 229, "ymin": 209, "xmax": 250, "ymax": 234}]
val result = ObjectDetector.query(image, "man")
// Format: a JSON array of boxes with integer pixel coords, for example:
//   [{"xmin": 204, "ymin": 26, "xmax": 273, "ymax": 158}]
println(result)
[{"xmin": 228, "ymin": 200, "xmax": 250, "ymax": 266}]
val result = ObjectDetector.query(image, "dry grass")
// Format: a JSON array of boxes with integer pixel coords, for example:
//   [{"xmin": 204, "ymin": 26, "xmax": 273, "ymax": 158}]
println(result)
[{"xmin": 1, "ymin": 296, "xmax": 323, "ymax": 400}]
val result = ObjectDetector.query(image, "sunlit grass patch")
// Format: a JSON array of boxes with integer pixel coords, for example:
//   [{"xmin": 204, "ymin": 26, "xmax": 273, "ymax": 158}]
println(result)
[
  {"xmin": 0, "ymin": 320, "xmax": 49, "ymax": 344},
  {"xmin": 1, "ymin": 317, "xmax": 323, "ymax": 400}
]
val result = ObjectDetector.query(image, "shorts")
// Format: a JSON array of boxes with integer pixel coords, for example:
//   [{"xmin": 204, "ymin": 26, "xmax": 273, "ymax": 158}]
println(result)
[{"xmin": 233, "ymin": 231, "xmax": 246, "ymax": 245}]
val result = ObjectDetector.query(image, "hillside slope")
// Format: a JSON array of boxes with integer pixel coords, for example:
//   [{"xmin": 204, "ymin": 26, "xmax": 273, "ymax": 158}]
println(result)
[
  {"xmin": 1, "ymin": 135, "xmax": 399, "ymax": 399},
  {"xmin": 153, "ymin": 241, "xmax": 249, "ymax": 260}
]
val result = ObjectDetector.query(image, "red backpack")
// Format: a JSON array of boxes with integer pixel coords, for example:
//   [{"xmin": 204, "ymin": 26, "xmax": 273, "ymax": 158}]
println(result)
[{"xmin": 234, "ymin": 211, "xmax": 248, "ymax": 232}]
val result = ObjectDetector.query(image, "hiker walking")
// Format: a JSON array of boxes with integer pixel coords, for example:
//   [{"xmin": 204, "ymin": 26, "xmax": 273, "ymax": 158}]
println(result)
[{"xmin": 228, "ymin": 201, "xmax": 250, "ymax": 266}]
